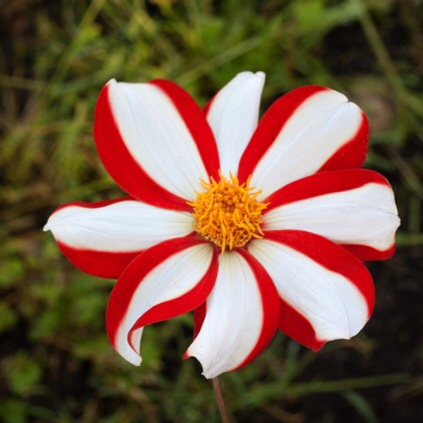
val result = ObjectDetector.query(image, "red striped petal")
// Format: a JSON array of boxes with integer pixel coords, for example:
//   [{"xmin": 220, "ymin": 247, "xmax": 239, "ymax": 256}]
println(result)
[
  {"xmin": 44, "ymin": 197, "xmax": 194, "ymax": 278},
  {"xmin": 264, "ymin": 169, "xmax": 390, "ymax": 209},
  {"xmin": 265, "ymin": 230, "xmax": 375, "ymax": 317},
  {"xmin": 248, "ymin": 231, "xmax": 375, "ymax": 349},
  {"xmin": 262, "ymin": 170, "xmax": 399, "ymax": 261},
  {"xmin": 94, "ymin": 79, "xmax": 219, "ymax": 211},
  {"xmin": 239, "ymin": 85, "xmax": 327, "ymax": 181},
  {"xmin": 186, "ymin": 250, "xmax": 280, "ymax": 378},
  {"xmin": 49, "ymin": 197, "xmax": 138, "ymax": 278},
  {"xmin": 151, "ymin": 80, "xmax": 220, "ymax": 181},
  {"xmin": 106, "ymin": 237, "xmax": 217, "ymax": 365},
  {"xmin": 238, "ymin": 85, "xmax": 368, "ymax": 199}
]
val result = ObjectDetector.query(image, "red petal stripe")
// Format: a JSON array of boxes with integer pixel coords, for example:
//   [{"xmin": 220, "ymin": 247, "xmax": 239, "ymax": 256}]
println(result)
[
  {"xmin": 238, "ymin": 85, "xmax": 328, "ymax": 182},
  {"xmin": 54, "ymin": 197, "xmax": 140, "ymax": 279},
  {"xmin": 94, "ymin": 81, "xmax": 219, "ymax": 211},
  {"xmin": 264, "ymin": 230, "xmax": 375, "ymax": 319},
  {"xmin": 264, "ymin": 169, "xmax": 390, "ymax": 209},
  {"xmin": 342, "ymin": 243, "xmax": 396, "ymax": 262},
  {"xmin": 263, "ymin": 169, "xmax": 396, "ymax": 261},
  {"xmin": 57, "ymin": 241, "xmax": 140, "ymax": 279},
  {"xmin": 54, "ymin": 196, "xmax": 132, "ymax": 212},
  {"xmin": 193, "ymin": 302, "xmax": 207, "ymax": 339},
  {"xmin": 203, "ymin": 97, "xmax": 214, "ymax": 116},
  {"xmin": 182, "ymin": 302, "xmax": 207, "ymax": 360},
  {"xmin": 106, "ymin": 237, "xmax": 217, "ymax": 351},
  {"xmin": 229, "ymin": 249, "xmax": 281, "ymax": 371},
  {"xmin": 278, "ymin": 298, "xmax": 325, "ymax": 352},
  {"xmin": 94, "ymin": 83, "xmax": 189, "ymax": 211},
  {"xmin": 151, "ymin": 80, "xmax": 220, "ymax": 182},
  {"xmin": 131, "ymin": 255, "xmax": 218, "ymax": 331},
  {"xmin": 318, "ymin": 112, "xmax": 369, "ymax": 172}
]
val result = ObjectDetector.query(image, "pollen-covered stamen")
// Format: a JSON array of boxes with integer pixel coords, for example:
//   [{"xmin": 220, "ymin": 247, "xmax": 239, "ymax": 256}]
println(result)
[{"xmin": 188, "ymin": 172, "xmax": 269, "ymax": 253}]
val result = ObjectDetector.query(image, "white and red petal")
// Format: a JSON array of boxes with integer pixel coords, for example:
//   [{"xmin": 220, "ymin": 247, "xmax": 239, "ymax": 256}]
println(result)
[
  {"xmin": 185, "ymin": 250, "xmax": 280, "ymax": 379},
  {"xmin": 238, "ymin": 85, "xmax": 368, "ymax": 199},
  {"xmin": 248, "ymin": 231, "xmax": 374, "ymax": 350},
  {"xmin": 43, "ymin": 198, "xmax": 194, "ymax": 278},
  {"xmin": 94, "ymin": 79, "xmax": 220, "ymax": 210},
  {"xmin": 106, "ymin": 237, "xmax": 218, "ymax": 366},
  {"xmin": 263, "ymin": 170, "xmax": 400, "ymax": 261},
  {"xmin": 205, "ymin": 71, "xmax": 265, "ymax": 175}
]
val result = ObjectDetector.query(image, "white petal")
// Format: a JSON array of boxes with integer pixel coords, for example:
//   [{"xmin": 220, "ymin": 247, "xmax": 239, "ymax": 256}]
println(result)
[
  {"xmin": 44, "ymin": 200, "xmax": 194, "ymax": 252},
  {"xmin": 248, "ymin": 239, "xmax": 369, "ymax": 342},
  {"xmin": 206, "ymin": 72, "xmax": 265, "ymax": 174},
  {"xmin": 112, "ymin": 243, "xmax": 214, "ymax": 365},
  {"xmin": 252, "ymin": 90, "xmax": 365, "ymax": 199},
  {"xmin": 108, "ymin": 80, "xmax": 209, "ymax": 199},
  {"xmin": 187, "ymin": 252, "xmax": 264, "ymax": 379},
  {"xmin": 264, "ymin": 183, "xmax": 400, "ymax": 251}
]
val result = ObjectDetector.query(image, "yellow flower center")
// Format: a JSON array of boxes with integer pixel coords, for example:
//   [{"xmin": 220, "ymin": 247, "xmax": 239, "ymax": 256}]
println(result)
[{"xmin": 189, "ymin": 172, "xmax": 269, "ymax": 253}]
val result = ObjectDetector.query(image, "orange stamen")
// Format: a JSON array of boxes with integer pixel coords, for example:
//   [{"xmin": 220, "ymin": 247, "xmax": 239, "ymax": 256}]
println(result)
[{"xmin": 188, "ymin": 171, "xmax": 269, "ymax": 253}]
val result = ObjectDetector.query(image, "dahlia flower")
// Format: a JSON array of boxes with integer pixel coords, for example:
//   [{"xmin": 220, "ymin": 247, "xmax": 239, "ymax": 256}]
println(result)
[{"xmin": 44, "ymin": 72, "xmax": 399, "ymax": 378}]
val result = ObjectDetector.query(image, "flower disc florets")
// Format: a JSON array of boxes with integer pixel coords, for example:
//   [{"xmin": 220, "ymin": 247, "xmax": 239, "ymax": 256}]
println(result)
[{"xmin": 189, "ymin": 171, "xmax": 269, "ymax": 253}]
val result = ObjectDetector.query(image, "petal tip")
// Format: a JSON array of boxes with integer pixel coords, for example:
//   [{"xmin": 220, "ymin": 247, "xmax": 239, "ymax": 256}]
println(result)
[
  {"xmin": 235, "ymin": 70, "xmax": 266, "ymax": 84},
  {"xmin": 310, "ymin": 341, "xmax": 325, "ymax": 352},
  {"xmin": 126, "ymin": 354, "xmax": 142, "ymax": 366},
  {"xmin": 200, "ymin": 363, "xmax": 223, "ymax": 379},
  {"xmin": 184, "ymin": 350, "xmax": 213, "ymax": 378},
  {"xmin": 201, "ymin": 371, "xmax": 214, "ymax": 380},
  {"xmin": 133, "ymin": 357, "xmax": 142, "ymax": 366}
]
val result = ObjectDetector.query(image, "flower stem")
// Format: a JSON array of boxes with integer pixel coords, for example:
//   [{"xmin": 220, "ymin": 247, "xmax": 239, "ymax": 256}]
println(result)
[{"xmin": 212, "ymin": 377, "xmax": 232, "ymax": 423}]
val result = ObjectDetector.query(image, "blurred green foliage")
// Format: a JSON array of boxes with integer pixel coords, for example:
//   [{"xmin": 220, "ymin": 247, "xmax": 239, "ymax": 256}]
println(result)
[{"xmin": 1, "ymin": 0, "xmax": 422, "ymax": 422}]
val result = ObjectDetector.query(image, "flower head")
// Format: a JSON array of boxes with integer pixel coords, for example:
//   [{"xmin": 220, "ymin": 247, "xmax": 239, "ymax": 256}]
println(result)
[{"xmin": 44, "ymin": 72, "xmax": 400, "ymax": 378}]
